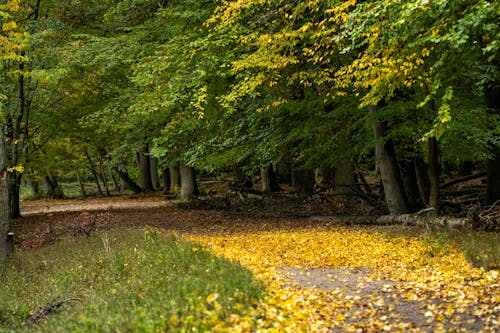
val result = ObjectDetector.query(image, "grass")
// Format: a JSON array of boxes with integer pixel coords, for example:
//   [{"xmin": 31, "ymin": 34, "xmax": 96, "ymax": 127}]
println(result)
[{"xmin": 0, "ymin": 227, "xmax": 263, "ymax": 332}]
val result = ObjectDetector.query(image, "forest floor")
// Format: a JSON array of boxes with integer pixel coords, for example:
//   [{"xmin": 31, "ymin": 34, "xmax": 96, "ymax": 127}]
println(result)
[{"xmin": 13, "ymin": 194, "xmax": 499, "ymax": 332}]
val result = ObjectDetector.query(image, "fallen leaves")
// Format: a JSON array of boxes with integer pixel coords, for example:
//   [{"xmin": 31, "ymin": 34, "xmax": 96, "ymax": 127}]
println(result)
[{"xmin": 186, "ymin": 226, "xmax": 499, "ymax": 332}]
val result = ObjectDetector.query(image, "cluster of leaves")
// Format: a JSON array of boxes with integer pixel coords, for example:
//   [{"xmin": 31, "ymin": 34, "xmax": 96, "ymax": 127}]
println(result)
[
  {"xmin": 0, "ymin": 228, "xmax": 262, "ymax": 332},
  {"xmin": 8, "ymin": 0, "xmax": 497, "ymax": 189}
]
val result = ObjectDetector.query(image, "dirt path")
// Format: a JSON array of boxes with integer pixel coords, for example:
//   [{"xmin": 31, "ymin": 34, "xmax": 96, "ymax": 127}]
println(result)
[{"xmin": 14, "ymin": 196, "xmax": 499, "ymax": 332}]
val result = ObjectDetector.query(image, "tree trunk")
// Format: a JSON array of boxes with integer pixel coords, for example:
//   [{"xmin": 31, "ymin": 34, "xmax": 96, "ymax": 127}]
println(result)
[
  {"xmin": 231, "ymin": 166, "xmax": 252, "ymax": 190},
  {"xmin": 137, "ymin": 148, "xmax": 153, "ymax": 192},
  {"xmin": 150, "ymin": 157, "xmax": 160, "ymax": 190},
  {"xmin": 9, "ymin": 172, "xmax": 22, "ymax": 218},
  {"xmin": 108, "ymin": 165, "xmax": 120, "ymax": 192},
  {"xmin": 291, "ymin": 167, "xmax": 315, "ymax": 197},
  {"xmin": 162, "ymin": 168, "xmax": 170, "ymax": 194},
  {"xmin": 261, "ymin": 166, "xmax": 274, "ymax": 194},
  {"xmin": 414, "ymin": 157, "xmax": 430, "ymax": 206},
  {"xmin": 180, "ymin": 162, "xmax": 198, "ymax": 200},
  {"xmin": 29, "ymin": 179, "xmax": 43, "ymax": 199},
  {"xmin": 320, "ymin": 167, "xmax": 335, "ymax": 187},
  {"xmin": 169, "ymin": 161, "xmax": 181, "ymax": 193},
  {"xmin": 335, "ymin": 162, "xmax": 355, "ymax": 197},
  {"xmin": 428, "ymin": 137, "xmax": 440, "ymax": 213},
  {"xmin": 371, "ymin": 105, "xmax": 408, "ymax": 214},
  {"xmin": 399, "ymin": 159, "xmax": 423, "ymax": 212},
  {"xmin": 85, "ymin": 150, "xmax": 103, "ymax": 197},
  {"xmin": 112, "ymin": 167, "xmax": 142, "ymax": 194},
  {"xmin": 485, "ymin": 81, "xmax": 500, "ymax": 204},
  {"xmin": 76, "ymin": 169, "xmax": 87, "ymax": 198},
  {"xmin": 0, "ymin": 128, "xmax": 11, "ymax": 262},
  {"xmin": 42, "ymin": 174, "xmax": 64, "ymax": 199}
]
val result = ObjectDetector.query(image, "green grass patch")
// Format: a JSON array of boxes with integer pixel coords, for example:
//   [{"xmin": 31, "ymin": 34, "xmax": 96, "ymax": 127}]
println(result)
[{"xmin": 0, "ymin": 227, "xmax": 263, "ymax": 332}]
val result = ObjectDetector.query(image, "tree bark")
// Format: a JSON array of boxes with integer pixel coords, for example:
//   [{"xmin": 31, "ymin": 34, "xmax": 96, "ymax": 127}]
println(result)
[
  {"xmin": 371, "ymin": 105, "xmax": 408, "ymax": 214},
  {"xmin": 485, "ymin": 81, "xmax": 500, "ymax": 203},
  {"xmin": 261, "ymin": 165, "xmax": 280, "ymax": 194},
  {"xmin": 414, "ymin": 157, "xmax": 430, "ymax": 206},
  {"xmin": 29, "ymin": 179, "xmax": 43, "ymax": 199},
  {"xmin": 169, "ymin": 161, "xmax": 181, "ymax": 193},
  {"xmin": 42, "ymin": 175, "xmax": 64, "ymax": 199},
  {"xmin": 162, "ymin": 168, "xmax": 170, "ymax": 194},
  {"xmin": 180, "ymin": 162, "xmax": 198, "ymax": 200},
  {"xmin": 85, "ymin": 150, "xmax": 103, "ymax": 197},
  {"xmin": 112, "ymin": 167, "xmax": 142, "ymax": 194},
  {"xmin": 9, "ymin": 172, "xmax": 22, "ymax": 218},
  {"xmin": 291, "ymin": 167, "xmax": 315, "ymax": 197},
  {"xmin": 150, "ymin": 157, "xmax": 160, "ymax": 190},
  {"xmin": 137, "ymin": 147, "xmax": 153, "ymax": 192},
  {"xmin": 399, "ymin": 159, "xmax": 423, "ymax": 212},
  {"xmin": 428, "ymin": 137, "xmax": 440, "ymax": 213},
  {"xmin": 0, "ymin": 128, "xmax": 11, "ymax": 262},
  {"xmin": 335, "ymin": 162, "xmax": 355, "ymax": 197},
  {"xmin": 76, "ymin": 169, "xmax": 87, "ymax": 198}
]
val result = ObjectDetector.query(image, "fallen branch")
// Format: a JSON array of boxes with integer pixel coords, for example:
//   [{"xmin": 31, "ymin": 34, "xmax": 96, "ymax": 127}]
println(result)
[
  {"xmin": 26, "ymin": 296, "xmax": 81, "ymax": 324},
  {"xmin": 310, "ymin": 214, "xmax": 469, "ymax": 228},
  {"xmin": 441, "ymin": 172, "xmax": 486, "ymax": 189}
]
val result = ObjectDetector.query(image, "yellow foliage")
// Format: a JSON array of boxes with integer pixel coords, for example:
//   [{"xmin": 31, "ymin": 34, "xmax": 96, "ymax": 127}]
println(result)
[{"xmin": 185, "ymin": 226, "xmax": 499, "ymax": 332}]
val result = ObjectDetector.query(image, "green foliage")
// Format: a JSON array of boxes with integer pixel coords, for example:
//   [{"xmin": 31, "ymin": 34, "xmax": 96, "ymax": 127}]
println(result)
[{"xmin": 0, "ymin": 228, "xmax": 262, "ymax": 332}]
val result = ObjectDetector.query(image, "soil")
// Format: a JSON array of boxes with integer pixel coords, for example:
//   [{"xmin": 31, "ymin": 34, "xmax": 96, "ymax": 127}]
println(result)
[{"xmin": 11, "ymin": 194, "xmax": 493, "ymax": 332}]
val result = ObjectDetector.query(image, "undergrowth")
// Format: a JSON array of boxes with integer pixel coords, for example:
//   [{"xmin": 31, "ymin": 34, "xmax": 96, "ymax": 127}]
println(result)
[{"xmin": 0, "ymin": 227, "xmax": 262, "ymax": 332}]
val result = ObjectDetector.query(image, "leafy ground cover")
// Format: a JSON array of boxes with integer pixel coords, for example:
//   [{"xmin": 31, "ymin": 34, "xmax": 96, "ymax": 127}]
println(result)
[{"xmin": 6, "ymin": 195, "xmax": 500, "ymax": 332}]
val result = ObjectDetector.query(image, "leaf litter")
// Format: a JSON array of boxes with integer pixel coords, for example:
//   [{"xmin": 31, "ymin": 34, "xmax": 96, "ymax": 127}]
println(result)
[{"xmin": 14, "ymin": 195, "xmax": 499, "ymax": 332}]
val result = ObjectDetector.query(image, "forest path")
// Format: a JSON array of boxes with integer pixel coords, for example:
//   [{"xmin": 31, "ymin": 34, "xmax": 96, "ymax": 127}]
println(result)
[{"xmin": 15, "ymin": 196, "xmax": 499, "ymax": 332}]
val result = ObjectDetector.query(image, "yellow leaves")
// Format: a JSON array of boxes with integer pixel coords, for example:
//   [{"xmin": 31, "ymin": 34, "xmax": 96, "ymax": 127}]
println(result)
[{"xmin": 184, "ymin": 225, "xmax": 499, "ymax": 332}]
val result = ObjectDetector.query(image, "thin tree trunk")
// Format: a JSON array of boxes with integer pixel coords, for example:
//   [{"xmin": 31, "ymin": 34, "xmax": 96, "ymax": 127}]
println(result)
[
  {"xmin": 162, "ymin": 168, "xmax": 170, "ymax": 194},
  {"xmin": 428, "ymin": 137, "xmax": 440, "ymax": 213},
  {"xmin": 9, "ymin": 173, "xmax": 22, "ymax": 218},
  {"xmin": 371, "ymin": 105, "xmax": 408, "ymax": 214},
  {"xmin": 112, "ymin": 167, "xmax": 142, "ymax": 194},
  {"xmin": 29, "ymin": 179, "xmax": 43, "ymax": 199},
  {"xmin": 42, "ymin": 175, "xmax": 64, "ymax": 199},
  {"xmin": 0, "ymin": 127, "xmax": 11, "ymax": 262},
  {"xmin": 414, "ymin": 157, "xmax": 430, "ymax": 206},
  {"xmin": 98, "ymin": 155, "xmax": 110, "ymax": 196},
  {"xmin": 150, "ymin": 157, "xmax": 160, "ymax": 190},
  {"xmin": 76, "ymin": 169, "xmax": 87, "ymax": 198},
  {"xmin": 108, "ymin": 165, "xmax": 120, "ymax": 192},
  {"xmin": 85, "ymin": 150, "xmax": 103, "ymax": 197}
]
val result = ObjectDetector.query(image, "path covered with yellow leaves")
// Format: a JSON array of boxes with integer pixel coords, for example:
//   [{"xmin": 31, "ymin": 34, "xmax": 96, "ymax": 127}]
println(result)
[
  {"xmin": 17, "ymin": 197, "xmax": 499, "ymax": 332},
  {"xmin": 186, "ymin": 227, "xmax": 499, "ymax": 332}
]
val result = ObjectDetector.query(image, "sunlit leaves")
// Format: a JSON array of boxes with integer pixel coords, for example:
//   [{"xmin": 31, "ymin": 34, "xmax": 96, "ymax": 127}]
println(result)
[{"xmin": 187, "ymin": 226, "xmax": 499, "ymax": 332}]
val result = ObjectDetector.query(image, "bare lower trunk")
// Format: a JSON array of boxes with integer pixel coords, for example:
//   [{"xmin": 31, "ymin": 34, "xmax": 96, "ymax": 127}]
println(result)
[
  {"xmin": 399, "ymin": 160, "xmax": 423, "ymax": 212},
  {"xmin": 371, "ymin": 106, "xmax": 408, "ymax": 214},
  {"xmin": 335, "ymin": 162, "xmax": 355, "ymax": 197},
  {"xmin": 428, "ymin": 137, "xmax": 440, "ymax": 213},
  {"xmin": 180, "ymin": 162, "xmax": 198, "ymax": 200},
  {"xmin": 85, "ymin": 150, "xmax": 103, "ymax": 197},
  {"xmin": 162, "ymin": 168, "xmax": 170, "ymax": 194},
  {"xmin": 137, "ymin": 148, "xmax": 153, "ymax": 192},
  {"xmin": 42, "ymin": 175, "xmax": 64, "ymax": 199},
  {"xmin": 261, "ymin": 165, "xmax": 279, "ymax": 193},
  {"xmin": 112, "ymin": 167, "xmax": 142, "ymax": 194},
  {"xmin": 486, "ymin": 146, "xmax": 500, "ymax": 203},
  {"xmin": 169, "ymin": 161, "xmax": 181, "ymax": 193},
  {"xmin": 414, "ymin": 157, "xmax": 430, "ymax": 206},
  {"xmin": 291, "ymin": 167, "xmax": 315, "ymax": 198},
  {"xmin": 76, "ymin": 169, "xmax": 87, "ymax": 198},
  {"xmin": 0, "ymin": 128, "xmax": 11, "ymax": 262},
  {"xmin": 9, "ymin": 172, "xmax": 22, "ymax": 218},
  {"xmin": 150, "ymin": 157, "xmax": 160, "ymax": 190}
]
